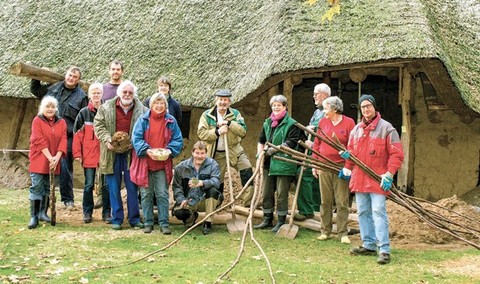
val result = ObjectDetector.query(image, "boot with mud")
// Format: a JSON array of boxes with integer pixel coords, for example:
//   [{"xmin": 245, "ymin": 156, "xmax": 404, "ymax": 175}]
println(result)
[
  {"xmin": 38, "ymin": 196, "xmax": 51, "ymax": 222},
  {"xmin": 28, "ymin": 200, "xmax": 40, "ymax": 229},
  {"xmin": 271, "ymin": 215, "xmax": 286, "ymax": 233},
  {"xmin": 254, "ymin": 212, "xmax": 273, "ymax": 229}
]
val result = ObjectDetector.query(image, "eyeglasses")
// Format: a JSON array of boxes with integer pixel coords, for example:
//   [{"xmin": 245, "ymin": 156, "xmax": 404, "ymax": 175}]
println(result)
[
  {"xmin": 122, "ymin": 90, "xmax": 134, "ymax": 95},
  {"xmin": 360, "ymin": 104, "xmax": 374, "ymax": 110}
]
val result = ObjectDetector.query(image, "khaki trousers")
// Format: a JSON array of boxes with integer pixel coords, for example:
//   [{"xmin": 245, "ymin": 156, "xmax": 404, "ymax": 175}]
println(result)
[{"xmin": 319, "ymin": 170, "xmax": 350, "ymax": 237}]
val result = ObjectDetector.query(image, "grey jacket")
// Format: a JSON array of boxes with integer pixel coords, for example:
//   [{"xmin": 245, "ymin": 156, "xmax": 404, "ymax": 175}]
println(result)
[
  {"xmin": 93, "ymin": 97, "xmax": 148, "ymax": 174},
  {"xmin": 172, "ymin": 156, "xmax": 220, "ymax": 206}
]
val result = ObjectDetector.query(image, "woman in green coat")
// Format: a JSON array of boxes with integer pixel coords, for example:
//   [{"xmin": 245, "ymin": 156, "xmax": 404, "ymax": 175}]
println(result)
[{"xmin": 254, "ymin": 95, "xmax": 301, "ymax": 233}]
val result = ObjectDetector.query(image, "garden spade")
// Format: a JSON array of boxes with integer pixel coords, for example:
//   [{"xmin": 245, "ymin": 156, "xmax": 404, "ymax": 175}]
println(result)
[
  {"xmin": 49, "ymin": 168, "xmax": 56, "ymax": 226},
  {"xmin": 277, "ymin": 134, "xmax": 311, "ymax": 239},
  {"xmin": 224, "ymin": 134, "xmax": 245, "ymax": 233}
]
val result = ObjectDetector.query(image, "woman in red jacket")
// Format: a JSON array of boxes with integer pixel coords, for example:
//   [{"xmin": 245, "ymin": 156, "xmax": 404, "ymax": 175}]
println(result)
[
  {"xmin": 28, "ymin": 96, "xmax": 67, "ymax": 229},
  {"xmin": 73, "ymin": 83, "xmax": 110, "ymax": 223}
]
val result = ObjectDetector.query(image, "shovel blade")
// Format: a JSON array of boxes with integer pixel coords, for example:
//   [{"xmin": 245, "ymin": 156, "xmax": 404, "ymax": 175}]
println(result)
[
  {"xmin": 276, "ymin": 224, "xmax": 299, "ymax": 239},
  {"xmin": 226, "ymin": 218, "xmax": 246, "ymax": 234}
]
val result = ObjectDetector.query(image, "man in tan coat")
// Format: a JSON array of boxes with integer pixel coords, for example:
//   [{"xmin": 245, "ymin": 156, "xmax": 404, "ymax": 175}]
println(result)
[{"xmin": 197, "ymin": 89, "xmax": 254, "ymax": 207}]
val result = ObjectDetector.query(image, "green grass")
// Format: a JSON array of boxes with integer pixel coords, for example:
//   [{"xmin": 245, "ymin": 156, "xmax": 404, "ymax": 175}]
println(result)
[{"xmin": 0, "ymin": 188, "xmax": 478, "ymax": 284}]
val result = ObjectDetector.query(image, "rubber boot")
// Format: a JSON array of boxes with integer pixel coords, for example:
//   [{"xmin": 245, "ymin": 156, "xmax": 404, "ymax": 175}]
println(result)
[
  {"xmin": 38, "ymin": 196, "xmax": 51, "ymax": 222},
  {"xmin": 28, "ymin": 200, "xmax": 40, "ymax": 229},
  {"xmin": 271, "ymin": 215, "xmax": 286, "ymax": 233},
  {"xmin": 254, "ymin": 213, "xmax": 273, "ymax": 229}
]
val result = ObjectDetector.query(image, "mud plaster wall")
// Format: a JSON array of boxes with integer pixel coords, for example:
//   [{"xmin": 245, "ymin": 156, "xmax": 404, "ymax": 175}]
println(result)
[{"xmin": 414, "ymin": 88, "xmax": 480, "ymax": 201}]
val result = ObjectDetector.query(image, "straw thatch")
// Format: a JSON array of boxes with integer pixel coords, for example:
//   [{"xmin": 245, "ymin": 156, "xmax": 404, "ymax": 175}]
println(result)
[{"xmin": 0, "ymin": 0, "xmax": 478, "ymax": 113}]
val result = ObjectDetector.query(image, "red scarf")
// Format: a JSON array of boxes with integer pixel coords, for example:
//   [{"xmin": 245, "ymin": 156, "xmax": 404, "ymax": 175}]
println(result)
[
  {"xmin": 147, "ymin": 111, "xmax": 166, "ymax": 170},
  {"xmin": 270, "ymin": 110, "xmax": 287, "ymax": 128}
]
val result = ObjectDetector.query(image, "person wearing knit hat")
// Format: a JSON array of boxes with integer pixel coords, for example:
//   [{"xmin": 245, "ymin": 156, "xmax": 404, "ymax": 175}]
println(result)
[
  {"xmin": 340, "ymin": 93, "xmax": 404, "ymax": 265},
  {"xmin": 358, "ymin": 94, "xmax": 376, "ymax": 109}
]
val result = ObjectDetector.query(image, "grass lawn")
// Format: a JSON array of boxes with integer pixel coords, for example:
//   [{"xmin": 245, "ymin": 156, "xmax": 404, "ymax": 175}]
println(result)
[{"xmin": 0, "ymin": 188, "xmax": 478, "ymax": 284}]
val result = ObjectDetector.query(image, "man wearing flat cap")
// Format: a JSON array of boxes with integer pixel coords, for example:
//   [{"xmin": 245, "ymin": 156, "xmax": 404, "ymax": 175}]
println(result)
[
  {"xmin": 197, "ymin": 89, "xmax": 255, "ymax": 210},
  {"xmin": 340, "ymin": 94, "xmax": 404, "ymax": 265}
]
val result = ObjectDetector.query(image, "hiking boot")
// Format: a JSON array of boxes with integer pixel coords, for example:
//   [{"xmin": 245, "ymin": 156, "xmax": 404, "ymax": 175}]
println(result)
[
  {"xmin": 350, "ymin": 246, "xmax": 377, "ymax": 256},
  {"xmin": 83, "ymin": 213, "xmax": 93, "ymax": 224},
  {"xmin": 271, "ymin": 215, "xmax": 286, "ymax": 233},
  {"xmin": 112, "ymin": 224, "xmax": 122, "ymax": 230},
  {"xmin": 254, "ymin": 213, "xmax": 273, "ymax": 229},
  {"xmin": 102, "ymin": 214, "xmax": 112, "ymax": 224},
  {"xmin": 144, "ymin": 225, "xmax": 153, "ymax": 234},
  {"xmin": 131, "ymin": 222, "xmax": 145, "ymax": 229},
  {"xmin": 293, "ymin": 213, "xmax": 314, "ymax": 221},
  {"xmin": 65, "ymin": 202, "xmax": 75, "ymax": 211},
  {"xmin": 202, "ymin": 222, "xmax": 212, "ymax": 235},
  {"xmin": 160, "ymin": 226, "xmax": 172, "ymax": 235},
  {"xmin": 377, "ymin": 253, "xmax": 391, "ymax": 264}
]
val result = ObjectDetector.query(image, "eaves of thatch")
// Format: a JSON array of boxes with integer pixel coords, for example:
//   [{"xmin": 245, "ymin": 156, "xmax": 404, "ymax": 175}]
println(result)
[{"xmin": 0, "ymin": 0, "xmax": 478, "ymax": 113}]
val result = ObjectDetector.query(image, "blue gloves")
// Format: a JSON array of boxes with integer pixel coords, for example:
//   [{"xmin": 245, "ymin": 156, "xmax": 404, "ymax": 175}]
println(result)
[
  {"xmin": 380, "ymin": 172, "xmax": 393, "ymax": 191},
  {"xmin": 338, "ymin": 167, "xmax": 352, "ymax": 181},
  {"xmin": 339, "ymin": 150, "xmax": 350, "ymax": 160}
]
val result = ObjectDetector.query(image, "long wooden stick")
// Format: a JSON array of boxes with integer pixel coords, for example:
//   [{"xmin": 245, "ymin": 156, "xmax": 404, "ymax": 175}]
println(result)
[{"xmin": 9, "ymin": 61, "xmax": 90, "ymax": 92}]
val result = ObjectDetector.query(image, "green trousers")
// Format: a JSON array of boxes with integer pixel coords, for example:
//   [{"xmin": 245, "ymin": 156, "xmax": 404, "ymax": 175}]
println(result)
[{"xmin": 296, "ymin": 168, "xmax": 321, "ymax": 215}]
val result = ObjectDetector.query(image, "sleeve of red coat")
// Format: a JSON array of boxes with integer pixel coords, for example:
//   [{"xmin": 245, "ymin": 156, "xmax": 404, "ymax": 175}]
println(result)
[
  {"xmin": 58, "ymin": 120, "xmax": 68, "ymax": 156},
  {"xmin": 344, "ymin": 131, "xmax": 355, "ymax": 170},
  {"xmin": 386, "ymin": 127, "xmax": 404, "ymax": 175},
  {"xmin": 30, "ymin": 117, "xmax": 49, "ymax": 151},
  {"xmin": 72, "ymin": 127, "xmax": 84, "ymax": 159}
]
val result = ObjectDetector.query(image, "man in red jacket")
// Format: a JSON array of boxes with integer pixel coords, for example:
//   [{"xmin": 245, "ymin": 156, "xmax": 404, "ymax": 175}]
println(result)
[{"xmin": 341, "ymin": 94, "xmax": 404, "ymax": 265}]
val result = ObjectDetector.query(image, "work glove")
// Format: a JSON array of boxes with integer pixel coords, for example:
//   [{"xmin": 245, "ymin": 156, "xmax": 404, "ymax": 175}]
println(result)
[
  {"xmin": 265, "ymin": 146, "xmax": 277, "ymax": 156},
  {"xmin": 339, "ymin": 150, "xmax": 350, "ymax": 160},
  {"xmin": 338, "ymin": 167, "xmax": 352, "ymax": 181},
  {"xmin": 380, "ymin": 172, "xmax": 393, "ymax": 191}
]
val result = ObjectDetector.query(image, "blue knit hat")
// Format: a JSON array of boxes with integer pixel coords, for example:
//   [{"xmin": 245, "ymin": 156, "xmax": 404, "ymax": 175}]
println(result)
[{"xmin": 359, "ymin": 94, "xmax": 376, "ymax": 108}]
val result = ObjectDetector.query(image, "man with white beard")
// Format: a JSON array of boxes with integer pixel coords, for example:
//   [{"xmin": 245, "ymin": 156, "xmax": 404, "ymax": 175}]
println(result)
[{"xmin": 94, "ymin": 80, "xmax": 148, "ymax": 230}]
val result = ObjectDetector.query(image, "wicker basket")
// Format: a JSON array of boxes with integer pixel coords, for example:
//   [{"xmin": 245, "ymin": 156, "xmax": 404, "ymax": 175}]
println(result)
[{"xmin": 148, "ymin": 148, "xmax": 171, "ymax": 161}]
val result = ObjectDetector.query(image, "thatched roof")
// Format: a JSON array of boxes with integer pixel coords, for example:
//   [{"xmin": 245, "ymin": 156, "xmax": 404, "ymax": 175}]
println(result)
[{"xmin": 0, "ymin": 0, "xmax": 478, "ymax": 113}]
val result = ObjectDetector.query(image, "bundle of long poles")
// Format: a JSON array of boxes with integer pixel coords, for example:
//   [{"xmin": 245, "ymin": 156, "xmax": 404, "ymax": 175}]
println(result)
[{"xmin": 273, "ymin": 123, "xmax": 480, "ymax": 249}]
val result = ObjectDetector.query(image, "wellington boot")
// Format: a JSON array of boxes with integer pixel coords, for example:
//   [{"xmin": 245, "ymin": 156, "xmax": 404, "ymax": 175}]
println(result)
[
  {"xmin": 28, "ymin": 200, "xmax": 40, "ymax": 229},
  {"xmin": 38, "ymin": 196, "xmax": 51, "ymax": 222},
  {"xmin": 254, "ymin": 213, "xmax": 273, "ymax": 229},
  {"xmin": 271, "ymin": 215, "xmax": 286, "ymax": 233}
]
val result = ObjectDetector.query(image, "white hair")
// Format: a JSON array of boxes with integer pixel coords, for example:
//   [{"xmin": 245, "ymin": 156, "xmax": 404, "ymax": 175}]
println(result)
[
  {"xmin": 88, "ymin": 82, "xmax": 104, "ymax": 99},
  {"xmin": 116, "ymin": 80, "xmax": 138, "ymax": 97},
  {"xmin": 38, "ymin": 96, "xmax": 58, "ymax": 116}
]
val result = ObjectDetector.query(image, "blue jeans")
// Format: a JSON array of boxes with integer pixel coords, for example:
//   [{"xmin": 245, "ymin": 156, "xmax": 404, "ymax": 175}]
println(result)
[
  {"xmin": 60, "ymin": 137, "xmax": 74, "ymax": 204},
  {"xmin": 83, "ymin": 168, "xmax": 95, "ymax": 215},
  {"xmin": 106, "ymin": 153, "xmax": 141, "ymax": 226},
  {"xmin": 140, "ymin": 170, "xmax": 169, "ymax": 227},
  {"xmin": 29, "ymin": 173, "xmax": 50, "ymax": 200},
  {"xmin": 356, "ymin": 192, "xmax": 390, "ymax": 254}
]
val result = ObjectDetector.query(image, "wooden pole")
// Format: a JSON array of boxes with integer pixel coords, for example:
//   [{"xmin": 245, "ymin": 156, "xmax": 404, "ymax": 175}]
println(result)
[{"xmin": 9, "ymin": 61, "xmax": 90, "ymax": 92}]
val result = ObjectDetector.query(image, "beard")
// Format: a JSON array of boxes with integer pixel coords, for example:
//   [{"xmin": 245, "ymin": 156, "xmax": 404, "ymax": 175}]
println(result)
[{"xmin": 120, "ymin": 98, "xmax": 133, "ymax": 106}]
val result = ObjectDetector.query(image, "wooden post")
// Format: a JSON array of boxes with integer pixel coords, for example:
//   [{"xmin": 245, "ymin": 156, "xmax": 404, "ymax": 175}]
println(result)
[
  {"xmin": 7, "ymin": 99, "xmax": 28, "ymax": 159},
  {"xmin": 397, "ymin": 67, "xmax": 415, "ymax": 194},
  {"xmin": 283, "ymin": 77, "xmax": 293, "ymax": 113}
]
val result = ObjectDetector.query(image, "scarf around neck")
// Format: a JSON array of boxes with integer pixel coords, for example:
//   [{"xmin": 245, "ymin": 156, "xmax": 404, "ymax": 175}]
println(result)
[{"xmin": 270, "ymin": 110, "xmax": 287, "ymax": 128}]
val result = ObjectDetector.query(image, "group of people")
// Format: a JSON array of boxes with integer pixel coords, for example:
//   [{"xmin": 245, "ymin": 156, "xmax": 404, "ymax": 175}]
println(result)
[{"xmin": 26, "ymin": 60, "xmax": 404, "ymax": 265}]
